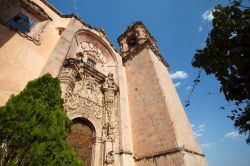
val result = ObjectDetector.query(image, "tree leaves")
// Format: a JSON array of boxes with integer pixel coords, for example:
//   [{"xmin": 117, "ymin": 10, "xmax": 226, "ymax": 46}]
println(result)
[
  {"xmin": 0, "ymin": 74, "xmax": 83, "ymax": 165},
  {"xmin": 192, "ymin": 1, "xmax": 250, "ymax": 144}
]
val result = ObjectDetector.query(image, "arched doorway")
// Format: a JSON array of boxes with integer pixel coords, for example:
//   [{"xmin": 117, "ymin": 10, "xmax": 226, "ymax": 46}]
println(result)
[{"xmin": 67, "ymin": 119, "xmax": 95, "ymax": 166}]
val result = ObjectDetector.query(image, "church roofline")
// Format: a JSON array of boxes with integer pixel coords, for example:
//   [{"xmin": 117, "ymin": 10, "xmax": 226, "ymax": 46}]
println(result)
[{"xmin": 40, "ymin": 0, "xmax": 118, "ymax": 53}]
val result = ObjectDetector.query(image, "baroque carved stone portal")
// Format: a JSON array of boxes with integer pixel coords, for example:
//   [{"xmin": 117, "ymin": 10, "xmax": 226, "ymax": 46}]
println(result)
[{"xmin": 59, "ymin": 55, "xmax": 119, "ymax": 166}]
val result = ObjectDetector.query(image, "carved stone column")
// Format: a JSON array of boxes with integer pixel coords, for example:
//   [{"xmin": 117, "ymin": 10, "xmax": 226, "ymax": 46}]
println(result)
[
  {"xmin": 59, "ymin": 59, "xmax": 79, "ymax": 103},
  {"xmin": 102, "ymin": 73, "xmax": 119, "ymax": 166},
  {"xmin": 92, "ymin": 137, "xmax": 103, "ymax": 166}
]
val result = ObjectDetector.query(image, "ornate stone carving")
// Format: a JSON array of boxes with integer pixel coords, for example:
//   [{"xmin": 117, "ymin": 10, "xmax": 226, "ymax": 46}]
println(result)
[
  {"xmin": 59, "ymin": 62, "xmax": 78, "ymax": 103},
  {"xmin": 64, "ymin": 74, "xmax": 104, "ymax": 120},
  {"xmin": 59, "ymin": 56, "xmax": 120, "ymax": 166},
  {"xmin": 101, "ymin": 73, "xmax": 119, "ymax": 166},
  {"xmin": 80, "ymin": 41, "xmax": 107, "ymax": 64},
  {"xmin": 105, "ymin": 151, "xmax": 114, "ymax": 165},
  {"xmin": 59, "ymin": 58, "xmax": 104, "ymax": 121},
  {"xmin": 73, "ymin": 75, "xmax": 103, "ymax": 106},
  {"xmin": 102, "ymin": 73, "xmax": 118, "ymax": 94}
]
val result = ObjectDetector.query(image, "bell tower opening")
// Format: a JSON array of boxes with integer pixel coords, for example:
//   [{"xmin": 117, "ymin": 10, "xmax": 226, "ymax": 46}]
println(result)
[{"xmin": 67, "ymin": 118, "xmax": 95, "ymax": 166}]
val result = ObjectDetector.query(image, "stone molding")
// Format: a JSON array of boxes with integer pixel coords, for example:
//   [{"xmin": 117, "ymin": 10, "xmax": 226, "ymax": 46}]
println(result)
[
  {"xmin": 121, "ymin": 38, "xmax": 169, "ymax": 67},
  {"xmin": 133, "ymin": 147, "xmax": 205, "ymax": 161}
]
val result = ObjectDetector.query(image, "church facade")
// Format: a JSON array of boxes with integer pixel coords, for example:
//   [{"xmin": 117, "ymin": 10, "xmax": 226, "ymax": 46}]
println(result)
[{"xmin": 0, "ymin": 0, "xmax": 207, "ymax": 166}]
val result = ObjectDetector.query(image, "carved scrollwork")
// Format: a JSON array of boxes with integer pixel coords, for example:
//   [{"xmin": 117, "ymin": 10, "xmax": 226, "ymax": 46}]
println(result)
[
  {"xmin": 64, "ymin": 74, "xmax": 104, "ymax": 120},
  {"xmin": 67, "ymin": 95, "xmax": 79, "ymax": 109},
  {"xmin": 79, "ymin": 41, "xmax": 107, "ymax": 64},
  {"xmin": 73, "ymin": 76, "xmax": 103, "ymax": 106}
]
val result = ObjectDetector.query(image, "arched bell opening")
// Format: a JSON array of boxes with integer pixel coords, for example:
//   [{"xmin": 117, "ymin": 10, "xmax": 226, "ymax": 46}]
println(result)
[{"xmin": 67, "ymin": 118, "xmax": 96, "ymax": 166}]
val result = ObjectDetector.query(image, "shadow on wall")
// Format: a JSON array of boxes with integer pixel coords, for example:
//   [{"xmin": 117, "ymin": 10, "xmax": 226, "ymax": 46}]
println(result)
[
  {"xmin": 0, "ymin": 25, "xmax": 16, "ymax": 47},
  {"xmin": 0, "ymin": 0, "xmax": 21, "ymax": 47}
]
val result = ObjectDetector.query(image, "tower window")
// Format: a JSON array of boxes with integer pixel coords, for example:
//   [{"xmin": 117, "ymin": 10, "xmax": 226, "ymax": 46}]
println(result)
[
  {"xmin": 86, "ymin": 58, "xmax": 96, "ymax": 68},
  {"xmin": 7, "ymin": 13, "xmax": 37, "ymax": 34}
]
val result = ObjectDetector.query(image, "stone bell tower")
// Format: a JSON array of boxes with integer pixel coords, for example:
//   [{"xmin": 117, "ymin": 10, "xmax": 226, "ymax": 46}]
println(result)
[{"xmin": 118, "ymin": 22, "xmax": 207, "ymax": 166}]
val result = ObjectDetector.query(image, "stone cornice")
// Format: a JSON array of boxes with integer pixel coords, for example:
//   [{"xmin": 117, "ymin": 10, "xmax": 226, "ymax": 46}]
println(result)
[
  {"xmin": 63, "ymin": 58, "xmax": 106, "ymax": 82},
  {"xmin": 121, "ymin": 39, "xmax": 169, "ymax": 67},
  {"xmin": 134, "ymin": 147, "xmax": 205, "ymax": 161},
  {"xmin": 22, "ymin": 0, "xmax": 52, "ymax": 20},
  {"xmin": 118, "ymin": 150, "xmax": 133, "ymax": 155}
]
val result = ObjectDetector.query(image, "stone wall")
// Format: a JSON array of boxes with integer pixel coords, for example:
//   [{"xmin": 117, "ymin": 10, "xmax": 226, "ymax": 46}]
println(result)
[{"xmin": 0, "ymin": 0, "xmax": 71, "ymax": 105}]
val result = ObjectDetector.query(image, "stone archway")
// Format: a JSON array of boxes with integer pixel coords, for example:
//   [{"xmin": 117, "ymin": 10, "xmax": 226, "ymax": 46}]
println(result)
[{"xmin": 67, "ymin": 119, "xmax": 95, "ymax": 166}]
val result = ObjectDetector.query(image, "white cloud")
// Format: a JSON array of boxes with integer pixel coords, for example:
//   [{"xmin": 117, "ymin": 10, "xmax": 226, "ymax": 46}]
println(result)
[
  {"xmin": 224, "ymin": 131, "xmax": 241, "ymax": 139},
  {"xmin": 198, "ymin": 25, "xmax": 203, "ymax": 32},
  {"xmin": 202, "ymin": 10, "xmax": 214, "ymax": 21},
  {"xmin": 71, "ymin": 0, "xmax": 80, "ymax": 12},
  {"xmin": 198, "ymin": 124, "xmax": 206, "ymax": 129},
  {"xmin": 170, "ymin": 71, "xmax": 188, "ymax": 80},
  {"xmin": 192, "ymin": 124, "xmax": 206, "ymax": 137},
  {"xmin": 194, "ymin": 132, "xmax": 203, "ymax": 137},
  {"xmin": 200, "ymin": 143, "xmax": 214, "ymax": 148},
  {"xmin": 186, "ymin": 86, "xmax": 192, "ymax": 91},
  {"xmin": 174, "ymin": 82, "xmax": 181, "ymax": 88}
]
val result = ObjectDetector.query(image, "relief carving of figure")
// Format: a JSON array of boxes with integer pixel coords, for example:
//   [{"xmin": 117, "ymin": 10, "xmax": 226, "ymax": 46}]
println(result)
[{"xmin": 105, "ymin": 151, "xmax": 114, "ymax": 165}]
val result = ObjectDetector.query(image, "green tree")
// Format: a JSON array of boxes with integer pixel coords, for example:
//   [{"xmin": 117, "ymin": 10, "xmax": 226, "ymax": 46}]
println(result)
[
  {"xmin": 192, "ymin": 1, "xmax": 250, "ymax": 143},
  {"xmin": 0, "ymin": 74, "xmax": 83, "ymax": 165}
]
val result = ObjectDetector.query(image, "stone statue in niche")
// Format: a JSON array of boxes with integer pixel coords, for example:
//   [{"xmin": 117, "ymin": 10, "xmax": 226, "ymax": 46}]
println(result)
[{"xmin": 103, "ymin": 122, "xmax": 115, "ymax": 141}]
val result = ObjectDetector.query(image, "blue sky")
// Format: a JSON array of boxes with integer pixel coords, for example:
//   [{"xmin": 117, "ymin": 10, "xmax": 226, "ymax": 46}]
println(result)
[{"xmin": 48, "ymin": 0, "xmax": 250, "ymax": 165}]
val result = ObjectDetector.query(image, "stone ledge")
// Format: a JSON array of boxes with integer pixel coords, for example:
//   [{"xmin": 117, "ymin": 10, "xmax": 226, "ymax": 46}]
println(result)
[
  {"xmin": 134, "ymin": 147, "xmax": 205, "ymax": 161},
  {"xmin": 121, "ymin": 39, "xmax": 169, "ymax": 67}
]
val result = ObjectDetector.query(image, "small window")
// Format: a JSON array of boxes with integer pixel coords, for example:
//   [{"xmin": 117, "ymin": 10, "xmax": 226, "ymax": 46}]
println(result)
[
  {"xmin": 7, "ymin": 13, "xmax": 37, "ymax": 34},
  {"xmin": 86, "ymin": 58, "xmax": 96, "ymax": 68}
]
